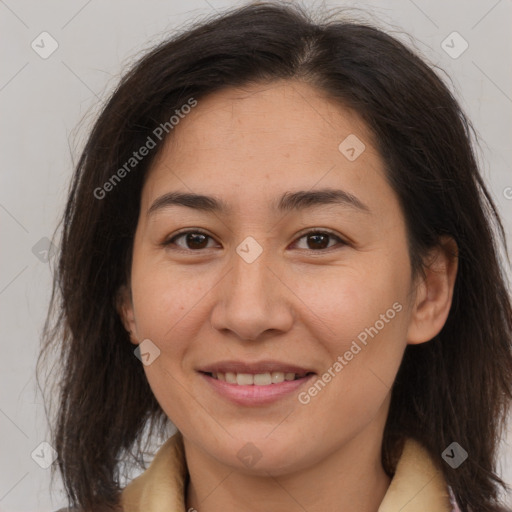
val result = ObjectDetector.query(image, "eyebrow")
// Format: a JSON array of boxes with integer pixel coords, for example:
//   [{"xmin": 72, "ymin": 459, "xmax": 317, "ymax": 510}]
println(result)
[{"xmin": 147, "ymin": 187, "xmax": 370, "ymax": 217}]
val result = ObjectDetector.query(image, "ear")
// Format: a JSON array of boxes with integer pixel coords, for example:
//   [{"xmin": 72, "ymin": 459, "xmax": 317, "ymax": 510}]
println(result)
[
  {"xmin": 406, "ymin": 236, "xmax": 458, "ymax": 345},
  {"xmin": 116, "ymin": 284, "xmax": 140, "ymax": 345}
]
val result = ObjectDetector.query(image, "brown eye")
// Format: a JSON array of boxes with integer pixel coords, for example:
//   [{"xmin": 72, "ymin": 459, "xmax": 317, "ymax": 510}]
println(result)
[
  {"xmin": 166, "ymin": 231, "xmax": 216, "ymax": 250},
  {"xmin": 293, "ymin": 231, "xmax": 345, "ymax": 251},
  {"xmin": 165, "ymin": 229, "xmax": 345, "ymax": 253}
]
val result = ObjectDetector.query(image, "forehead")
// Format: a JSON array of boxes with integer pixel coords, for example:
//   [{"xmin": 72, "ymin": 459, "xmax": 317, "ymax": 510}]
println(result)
[
  {"xmin": 163, "ymin": 80, "xmax": 373, "ymax": 161},
  {"xmin": 141, "ymin": 80, "xmax": 389, "ymax": 215}
]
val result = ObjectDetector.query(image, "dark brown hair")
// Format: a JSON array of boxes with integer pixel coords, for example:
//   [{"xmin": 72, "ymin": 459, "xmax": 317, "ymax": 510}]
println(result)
[{"xmin": 38, "ymin": 2, "xmax": 512, "ymax": 511}]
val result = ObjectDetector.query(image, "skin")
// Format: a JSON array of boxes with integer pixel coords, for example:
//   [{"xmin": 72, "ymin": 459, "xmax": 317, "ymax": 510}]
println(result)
[{"xmin": 119, "ymin": 80, "xmax": 458, "ymax": 512}]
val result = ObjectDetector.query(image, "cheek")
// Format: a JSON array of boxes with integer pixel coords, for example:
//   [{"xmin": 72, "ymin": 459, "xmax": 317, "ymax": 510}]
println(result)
[
  {"xmin": 129, "ymin": 258, "xmax": 224, "ymax": 400},
  {"xmin": 298, "ymin": 292, "xmax": 407, "ymax": 440},
  {"xmin": 131, "ymin": 279, "xmax": 179, "ymax": 339},
  {"xmin": 129, "ymin": 263, "xmax": 203, "ymax": 426},
  {"xmin": 296, "ymin": 256, "xmax": 410, "ymax": 400},
  {"xmin": 292, "ymin": 258, "xmax": 409, "ymax": 343},
  {"xmin": 130, "ymin": 252, "xmax": 204, "ymax": 339}
]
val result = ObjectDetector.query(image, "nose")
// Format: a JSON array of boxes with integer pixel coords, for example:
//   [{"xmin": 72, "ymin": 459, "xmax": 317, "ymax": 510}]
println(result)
[{"xmin": 209, "ymin": 247, "xmax": 295, "ymax": 341}]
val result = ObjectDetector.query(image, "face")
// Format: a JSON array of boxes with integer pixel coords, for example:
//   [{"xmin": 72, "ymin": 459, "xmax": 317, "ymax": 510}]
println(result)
[{"xmin": 121, "ymin": 80, "xmax": 422, "ymax": 475}]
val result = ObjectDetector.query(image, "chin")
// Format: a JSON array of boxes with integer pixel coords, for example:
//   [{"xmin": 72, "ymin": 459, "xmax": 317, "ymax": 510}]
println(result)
[{"xmin": 208, "ymin": 431, "xmax": 314, "ymax": 476}]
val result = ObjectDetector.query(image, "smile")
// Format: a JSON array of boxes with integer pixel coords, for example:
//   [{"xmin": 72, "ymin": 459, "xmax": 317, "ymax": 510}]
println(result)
[
  {"xmin": 203, "ymin": 371, "xmax": 312, "ymax": 385},
  {"xmin": 199, "ymin": 367, "xmax": 316, "ymax": 406}
]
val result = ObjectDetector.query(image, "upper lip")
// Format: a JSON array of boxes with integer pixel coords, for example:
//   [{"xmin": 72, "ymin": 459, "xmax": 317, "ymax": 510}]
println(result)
[{"xmin": 198, "ymin": 360, "xmax": 315, "ymax": 375}]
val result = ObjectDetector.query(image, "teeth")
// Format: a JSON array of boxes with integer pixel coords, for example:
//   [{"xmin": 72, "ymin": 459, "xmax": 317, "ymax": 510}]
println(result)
[
  {"xmin": 254, "ymin": 373, "xmax": 272, "ymax": 385},
  {"xmin": 236, "ymin": 373, "xmax": 254, "ymax": 385},
  {"xmin": 225, "ymin": 372, "xmax": 237, "ymax": 384},
  {"xmin": 211, "ymin": 371, "xmax": 305, "ymax": 385}
]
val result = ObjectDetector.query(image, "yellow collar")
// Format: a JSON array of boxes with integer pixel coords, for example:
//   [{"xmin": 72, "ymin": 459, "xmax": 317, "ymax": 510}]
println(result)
[{"xmin": 121, "ymin": 432, "xmax": 453, "ymax": 511}]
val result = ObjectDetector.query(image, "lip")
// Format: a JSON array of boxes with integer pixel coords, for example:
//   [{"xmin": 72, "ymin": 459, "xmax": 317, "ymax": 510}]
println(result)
[
  {"xmin": 198, "ymin": 360, "xmax": 314, "ymax": 375},
  {"xmin": 197, "ymin": 360, "xmax": 316, "ymax": 406}
]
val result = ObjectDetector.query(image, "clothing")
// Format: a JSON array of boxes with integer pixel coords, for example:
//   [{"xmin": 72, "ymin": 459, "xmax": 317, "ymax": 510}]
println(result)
[{"xmin": 120, "ymin": 431, "xmax": 461, "ymax": 511}]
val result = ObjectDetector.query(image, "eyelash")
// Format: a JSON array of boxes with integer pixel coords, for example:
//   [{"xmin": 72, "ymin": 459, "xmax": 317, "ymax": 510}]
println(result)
[{"xmin": 163, "ymin": 229, "xmax": 347, "ymax": 253}]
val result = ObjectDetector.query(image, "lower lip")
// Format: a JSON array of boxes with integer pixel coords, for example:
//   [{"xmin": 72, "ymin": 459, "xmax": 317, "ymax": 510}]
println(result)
[{"xmin": 200, "ymin": 372, "xmax": 315, "ymax": 406}]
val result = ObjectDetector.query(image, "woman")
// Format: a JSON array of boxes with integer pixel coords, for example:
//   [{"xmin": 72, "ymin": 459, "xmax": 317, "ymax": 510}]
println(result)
[{"xmin": 40, "ymin": 2, "xmax": 512, "ymax": 511}]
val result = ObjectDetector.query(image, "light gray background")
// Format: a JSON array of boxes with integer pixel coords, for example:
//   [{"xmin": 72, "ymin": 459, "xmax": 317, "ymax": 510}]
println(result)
[{"xmin": 1, "ymin": 0, "xmax": 511, "ymax": 510}]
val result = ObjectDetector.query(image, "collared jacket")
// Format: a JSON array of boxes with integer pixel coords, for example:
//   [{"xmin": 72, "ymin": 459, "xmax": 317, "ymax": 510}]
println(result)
[{"xmin": 58, "ymin": 432, "xmax": 462, "ymax": 511}]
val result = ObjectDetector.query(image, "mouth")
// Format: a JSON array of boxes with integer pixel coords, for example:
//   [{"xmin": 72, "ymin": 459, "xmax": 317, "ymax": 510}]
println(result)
[
  {"xmin": 200, "ymin": 370, "xmax": 315, "ymax": 386},
  {"xmin": 199, "ymin": 364, "xmax": 316, "ymax": 406},
  {"xmin": 198, "ymin": 360, "xmax": 316, "ymax": 385}
]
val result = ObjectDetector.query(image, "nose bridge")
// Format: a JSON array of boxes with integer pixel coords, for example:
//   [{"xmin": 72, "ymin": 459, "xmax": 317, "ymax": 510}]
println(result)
[
  {"xmin": 228, "ymin": 241, "xmax": 274, "ymax": 317},
  {"xmin": 209, "ymin": 238, "xmax": 293, "ymax": 340},
  {"xmin": 231, "ymin": 245, "xmax": 270, "ymax": 301}
]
